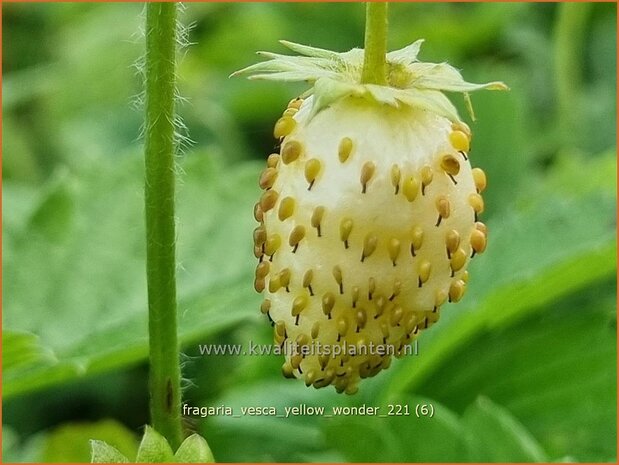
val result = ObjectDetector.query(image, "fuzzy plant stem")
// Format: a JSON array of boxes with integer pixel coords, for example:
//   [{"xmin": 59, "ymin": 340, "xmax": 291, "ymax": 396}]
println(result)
[
  {"xmin": 361, "ymin": 2, "xmax": 388, "ymax": 85},
  {"xmin": 144, "ymin": 2, "xmax": 183, "ymax": 450}
]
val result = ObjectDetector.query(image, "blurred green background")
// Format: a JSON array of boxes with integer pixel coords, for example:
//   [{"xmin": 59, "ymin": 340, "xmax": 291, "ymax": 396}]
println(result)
[{"xmin": 2, "ymin": 2, "xmax": 617, "ymax": 462}]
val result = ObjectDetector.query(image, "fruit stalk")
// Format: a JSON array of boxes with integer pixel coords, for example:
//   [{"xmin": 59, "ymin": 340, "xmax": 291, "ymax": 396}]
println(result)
[
  {"xmin": 361, "ymin": 2, "xmax": 388, "ymax": 85},
  {"xmin": 144, "ymin": 2, "xmax": 183, "ymax": 450}
]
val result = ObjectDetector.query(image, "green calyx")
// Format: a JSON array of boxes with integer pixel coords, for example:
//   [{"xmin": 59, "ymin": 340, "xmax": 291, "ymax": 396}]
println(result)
[
  {"xmin": 90, "ymin": 426, "xmax": 215, "ymax": 463},
  {"xmin": 233, "ymin": 39, "xmax": 508, "ymax": 122}
]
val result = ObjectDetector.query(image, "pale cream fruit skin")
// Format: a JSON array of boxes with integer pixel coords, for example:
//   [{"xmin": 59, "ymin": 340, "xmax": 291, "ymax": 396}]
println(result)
[{"xmin": 260, "ymin": 96, "xmax": 479, "ymax": 394}]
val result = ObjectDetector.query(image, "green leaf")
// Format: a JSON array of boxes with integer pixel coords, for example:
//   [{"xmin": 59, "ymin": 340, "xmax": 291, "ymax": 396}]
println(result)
[
  {"xmin": 203, "ymin": 383, "xmax": 468, "ymax": 462},
  {"xmin": 416, "ymin": 282, "xmax": 617, "ymax": 462},
  {"xmin": 1, "ymin": 426, "xmax": 47, "ymax": 463},
  {"xmin": 174, "ymin": 434, "xmax": 215, "ymax": 463},
  {"xmin": 135, "ymin": 426, "xmax": 174, "ymax": 463},
  {"xmin": 90, "ymin": 441, "xmax": 130, "ymax": 463},
  {"xmin": 324, "ymin": 419, "xmax": 398, "ymax": 462},
  {"xmin": 201, "ymin": 380, "xmax": 344, "ymax": 462},
  {"xmin": 2, "ymin": 330, "xmax": 57, "ymax": 372},
  {"xmin": 545, "ymin": 150, "xmax": 617, "ymax": 197},
  {"xmin": 43, "ymin": 420, "xmax": 137, "ymax": 462},
  {"xmin": 2, "ymin": 155, "xmax": 262, "ymax": 399},
  {"xmin": 462, "ymin": 397, "xmax": 548, "ymax": 462},
  {"xmin": 2, "ymin": 426, "xmax": 21, "ymax": 463},
  {"xmin": 324, "ymin": 396, "xmax": 464, "ymax": 462}
]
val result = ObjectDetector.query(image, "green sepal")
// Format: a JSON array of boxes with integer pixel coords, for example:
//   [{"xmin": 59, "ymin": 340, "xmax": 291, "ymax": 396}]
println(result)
[
  {"xmin": 135, "ymin": 426, "xmax": 175, "ymax": 463},
  {"xmin": 90, "ymin": 427, "xmax": 216, "ymax": 463},
  {"xmin": 90, "ymin": 440, "xmax": 130, "ymax": 463},
  {"xmin": 233, "ymin": 39, "xmax": 507, "ymax": 121},
  {"xmin": 174, "ymin": 434, "xmax": 216, "ymax": 463}
]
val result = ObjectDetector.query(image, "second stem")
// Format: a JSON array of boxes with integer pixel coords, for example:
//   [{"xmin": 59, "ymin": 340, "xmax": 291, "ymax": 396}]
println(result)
[{"xmin": 361, "ymin": 2, "xmax": 389, "ymax": 85}]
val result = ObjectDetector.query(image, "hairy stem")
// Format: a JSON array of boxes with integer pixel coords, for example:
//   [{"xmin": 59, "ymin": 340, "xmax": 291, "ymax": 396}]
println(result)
[
  {"xmin": 144, "ymin": 2, "xmax": 183, "ymax": 450},
  {"xmin": 361, "ymin": 2, "xmax": 389, "ymax": 85}
]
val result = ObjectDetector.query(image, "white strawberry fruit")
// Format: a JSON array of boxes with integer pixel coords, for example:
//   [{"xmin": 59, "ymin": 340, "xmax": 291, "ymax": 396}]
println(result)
[{"xmin": 237, "ymin": 40, "xmax": 506, "ymax": 394}]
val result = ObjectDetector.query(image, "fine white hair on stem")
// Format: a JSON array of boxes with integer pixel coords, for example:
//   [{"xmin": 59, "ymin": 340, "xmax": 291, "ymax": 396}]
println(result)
[{"xmin": 132, "ymin": 3, "xmax": 193, "ymax": 159}]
